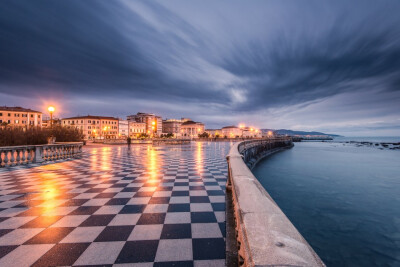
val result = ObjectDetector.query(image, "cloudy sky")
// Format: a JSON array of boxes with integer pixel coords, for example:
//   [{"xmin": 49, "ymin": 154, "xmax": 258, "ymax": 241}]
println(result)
[{"xmin": 1, "ymin": 0, "xmax": 400, "ymax": 136}]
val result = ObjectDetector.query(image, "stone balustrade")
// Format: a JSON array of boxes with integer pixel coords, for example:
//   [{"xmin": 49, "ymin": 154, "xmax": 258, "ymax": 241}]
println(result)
[
  {"xmin": 226, "ymin": 138, "xmax": 325, "ymax": 267},
  {"xmin": 0, "ymin": 142, "xmax": 83, "ymax": 167}
]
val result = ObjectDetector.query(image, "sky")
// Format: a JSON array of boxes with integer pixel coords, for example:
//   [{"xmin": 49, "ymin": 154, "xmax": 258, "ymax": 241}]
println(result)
[{"xmin": 1, "ymin": 0, "xmax": 400, "ymax": 136}]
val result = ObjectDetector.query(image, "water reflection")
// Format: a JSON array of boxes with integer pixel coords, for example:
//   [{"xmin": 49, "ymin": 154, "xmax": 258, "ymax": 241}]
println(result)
[
  {"xmin": 99, "ymin": 147, "xmax": 112, "ymax": 171},
  {"xmin": 147, "ymin": 146, "xmax": 160, "ymax": 180},
  {"xmin": 196, "ymin": 142, "xmax": 203, "ymax": 173}
]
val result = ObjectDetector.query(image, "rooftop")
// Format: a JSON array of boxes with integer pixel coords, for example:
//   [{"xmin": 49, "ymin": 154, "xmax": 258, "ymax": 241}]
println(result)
[
  {"xmin": 0, "ymin": 106, "xmax": 42, "ymax": 113},
  {"xmin": 62, "ymin": 115, "xmax": 119, "ymax": 120},
  {"xmin": 181, "ymin": 120, "xmax": 204, "ymax": 126}
]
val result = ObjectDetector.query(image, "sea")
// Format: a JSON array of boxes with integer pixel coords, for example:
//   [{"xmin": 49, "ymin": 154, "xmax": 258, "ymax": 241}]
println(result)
[{"xmin": 252, "ymin": 137, "xmax": 400, "ymax": 267}]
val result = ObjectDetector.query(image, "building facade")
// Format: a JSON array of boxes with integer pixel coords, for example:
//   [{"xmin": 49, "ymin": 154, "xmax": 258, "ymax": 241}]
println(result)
[
  {"xmin": 128, "ymin": 122, "xmax": 146, "ymax": 138},
  {"xmin": 242, "ymin": 127, "xmax": 261, "ymax": 138},
  {"xmin": 180, "ymin": 121, "xmax": 205, "ymax": 138},
  {"xmin": 61, "ymin": 115, "xmax": 119, "ymax": 140},
  {"xmin": 221, "ymin": 126, "xmax": 242, "ymax": 138},
  {"xmin": 162, "ymin": 119, "xmax": 182, "ymax": 137},
  {"xmin": 205, "ymin": 129, "xmax": 222, "ymax": 138},
  {"xmin": 42, "ymin": 118, "xmax": 61, "ymax": 128},
  {"xmin": 127, "ymin": 112, "xmax": 162, "ymax": 136},
  {"xmin": 118, "ymin": 120, "xmax": 129, "ymax": 138},
  {"xmin": 0, "ymin": 106, "xmax": 42, "ymax": 128}
]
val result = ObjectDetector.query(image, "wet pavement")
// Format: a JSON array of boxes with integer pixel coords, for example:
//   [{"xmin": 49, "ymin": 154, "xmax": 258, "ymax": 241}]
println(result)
[{"xmin": 0, "ymin": 142, "xmax": 231, "ymax": 266}]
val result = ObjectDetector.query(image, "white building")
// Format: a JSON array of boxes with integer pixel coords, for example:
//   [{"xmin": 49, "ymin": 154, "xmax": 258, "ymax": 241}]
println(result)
[
  {"xmin": 181, "ymin": 120, "xmax": 205, "ymax": 138},
  {"xmin": 205, "ymin": 129, "xmax": 222, "ymax": 138},
  {"xmin": 129, "ymin": 121, "xmax": 147, "ymax": 138},
  {"xmin": 119, "ymin": 120, "xmax": 129, "ymax": 138},
  {"xmin": 61, "ymin": 115, "xmax": 119, "ymax": 140},
  {"xmin": 221, "ymin": 126, "xmax": 241, "ymax": 138}
]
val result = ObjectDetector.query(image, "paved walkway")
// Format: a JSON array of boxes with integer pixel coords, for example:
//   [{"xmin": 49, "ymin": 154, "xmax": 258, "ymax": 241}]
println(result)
[{"xmin": 0, "ymin": 142, "xmax": 230, "ymax": 266}]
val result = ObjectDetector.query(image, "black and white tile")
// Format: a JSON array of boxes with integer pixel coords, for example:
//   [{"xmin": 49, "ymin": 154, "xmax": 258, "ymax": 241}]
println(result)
[{"xmin": 0, "ymin": 142, "xmax": 231, "ymax": 266}]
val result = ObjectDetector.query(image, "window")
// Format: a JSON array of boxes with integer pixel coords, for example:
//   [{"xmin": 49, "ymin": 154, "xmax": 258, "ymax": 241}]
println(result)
[
  {"xmin": 0, "ymin": 113, "xmax": 2, "ymax": 116},
  {"xmin": 8, "ymin": 113, "xmax": 11, "ymax": 116},
  {"xmin": 81, "ymin": 120, "xmax": 83, "ymax": 123},
  {"xmin": 88, "ymin": 120, "xmax": 91, "ymax": 123},
  {"xmin": 38, "ymin": 115, "xmax": 40, "ymax": 118},
  {"xmin": 7, "ymin": 120, "xmax": 11, "ymax": 123},
  {"xmin": 88, "ymin": 126, "xmax": 91, "ymax": 129},
  {"xmin": 15, "ymin": 120, "xmax": 19, "ymax": 123},
  {"xmin": 30, "ymin": 114, "xmax": 33, "ymax": 118},
  {"xmin": 0, "ymin": 120, "xmax": 2, "ymax": 123}
]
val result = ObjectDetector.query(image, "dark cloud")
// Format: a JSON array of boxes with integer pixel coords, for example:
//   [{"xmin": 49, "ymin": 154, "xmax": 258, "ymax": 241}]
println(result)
[{"xmin": 0, "ymin": 0, "xmax": 399, "ymax": 135}]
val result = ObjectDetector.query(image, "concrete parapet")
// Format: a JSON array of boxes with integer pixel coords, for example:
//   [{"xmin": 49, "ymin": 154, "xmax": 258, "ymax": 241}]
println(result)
[{"xmin": 226, "ymin": 139, "xmax": 325, "ymax": 267}]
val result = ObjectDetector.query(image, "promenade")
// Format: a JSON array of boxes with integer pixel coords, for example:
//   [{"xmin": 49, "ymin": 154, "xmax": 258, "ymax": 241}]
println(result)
[{"xmin": 0, "ymin": 142, "xmax": 230, "ymax": 266}]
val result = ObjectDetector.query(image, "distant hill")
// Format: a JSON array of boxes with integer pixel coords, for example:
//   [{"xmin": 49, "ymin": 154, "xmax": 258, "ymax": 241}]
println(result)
[{"xmin": 262, "ymin": 129, "xmax": 342, "ymax": 137}]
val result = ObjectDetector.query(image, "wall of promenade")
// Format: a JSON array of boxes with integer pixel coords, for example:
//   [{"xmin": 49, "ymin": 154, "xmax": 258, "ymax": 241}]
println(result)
[{"xmin": 226, "ymin": 138, "xmax": 325, "ymax": 267}]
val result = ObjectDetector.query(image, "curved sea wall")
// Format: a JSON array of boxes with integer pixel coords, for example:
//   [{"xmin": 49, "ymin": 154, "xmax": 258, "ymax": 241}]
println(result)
[{"xmin": 226, "ymin": 139, "xmax": 325, "ymax": 266}]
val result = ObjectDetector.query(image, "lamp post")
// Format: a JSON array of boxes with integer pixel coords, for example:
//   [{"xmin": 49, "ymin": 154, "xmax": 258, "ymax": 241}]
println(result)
[{"xmin": 48, "ymin": 106, "xmax": 55, "ymax": 128}]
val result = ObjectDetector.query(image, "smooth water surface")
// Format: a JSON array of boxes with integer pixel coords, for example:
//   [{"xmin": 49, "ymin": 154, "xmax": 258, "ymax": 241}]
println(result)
[{"xmin": 253, "ymin": 142, "xmax": 400, "ymax": 266}]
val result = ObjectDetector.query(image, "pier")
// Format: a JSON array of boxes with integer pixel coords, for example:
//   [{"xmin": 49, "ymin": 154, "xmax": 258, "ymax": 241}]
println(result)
[{"xmin": 226, "ymin": 138, "xmax": 325, "ymax": 266}]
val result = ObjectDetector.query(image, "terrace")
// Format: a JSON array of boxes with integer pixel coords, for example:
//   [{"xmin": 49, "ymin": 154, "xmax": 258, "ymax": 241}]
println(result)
[{"xmin": 0, "ymin": 142, "xmax": 229, "ymax": 266}]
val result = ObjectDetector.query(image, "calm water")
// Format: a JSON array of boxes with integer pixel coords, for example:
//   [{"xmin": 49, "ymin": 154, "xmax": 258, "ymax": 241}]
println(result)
[{"xmin": 252, "ymin": 141, "xmax": 400, "ymax": 267}]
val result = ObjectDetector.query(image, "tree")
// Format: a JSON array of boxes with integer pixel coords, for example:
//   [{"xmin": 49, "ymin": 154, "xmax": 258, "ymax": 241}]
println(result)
[
  {"xmin": 198, "ymin": 132, "xmax": 209, "ymax": 138},
  {"xmin": 138, "ymin": 133, "xmax": 149, "ymax": 139},
  {"xmin": 161, "ymin": 133, "xmax": 174, "ymax": 138}
]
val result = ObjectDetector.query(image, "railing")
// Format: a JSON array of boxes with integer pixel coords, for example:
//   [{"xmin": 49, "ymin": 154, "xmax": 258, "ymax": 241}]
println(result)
[
  {"xmin": 226, "ymin": 138, "xmax": 325, "ymax": 267},
  {"xmin": 0, "ymin": 142, "xmax": 83, "ymax": 168}
]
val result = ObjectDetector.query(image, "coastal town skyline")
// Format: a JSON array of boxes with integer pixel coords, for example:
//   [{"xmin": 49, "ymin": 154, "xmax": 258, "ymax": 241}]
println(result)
[
  {"xmin": 0, "ymin": 2, "xmax": 399, "ymax": 266},
  {"xmin": 1, "ymin": 0, "xmax": 400, "ymax": 136}
]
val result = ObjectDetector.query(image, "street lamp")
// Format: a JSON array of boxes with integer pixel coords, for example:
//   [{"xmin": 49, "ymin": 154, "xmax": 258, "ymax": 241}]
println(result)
[{"xmin": 48, "ymin": 106, "xmax": 55, "ymax": 128}]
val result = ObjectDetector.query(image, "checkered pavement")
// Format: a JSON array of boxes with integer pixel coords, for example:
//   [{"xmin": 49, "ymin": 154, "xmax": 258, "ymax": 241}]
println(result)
[{"xmin": 0, "ymin": 142, "xmax": 231, "ymax": 266}]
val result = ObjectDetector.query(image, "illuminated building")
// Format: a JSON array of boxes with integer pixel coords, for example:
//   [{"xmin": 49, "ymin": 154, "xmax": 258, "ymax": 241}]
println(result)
[
  {"xmin": 0, "ymin": 106, "xmax": 42, "ymax": 128},
  {"xmin": 180, "ymin": 120, "xmax": 205, "ymax": 138},
  {"xmin": 61, "ymin": 115, "xmax": 119, "ymax": 140},
  {"xmin": 127, "ymin": 112, "xmax": 162, "ymax": 136}
]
